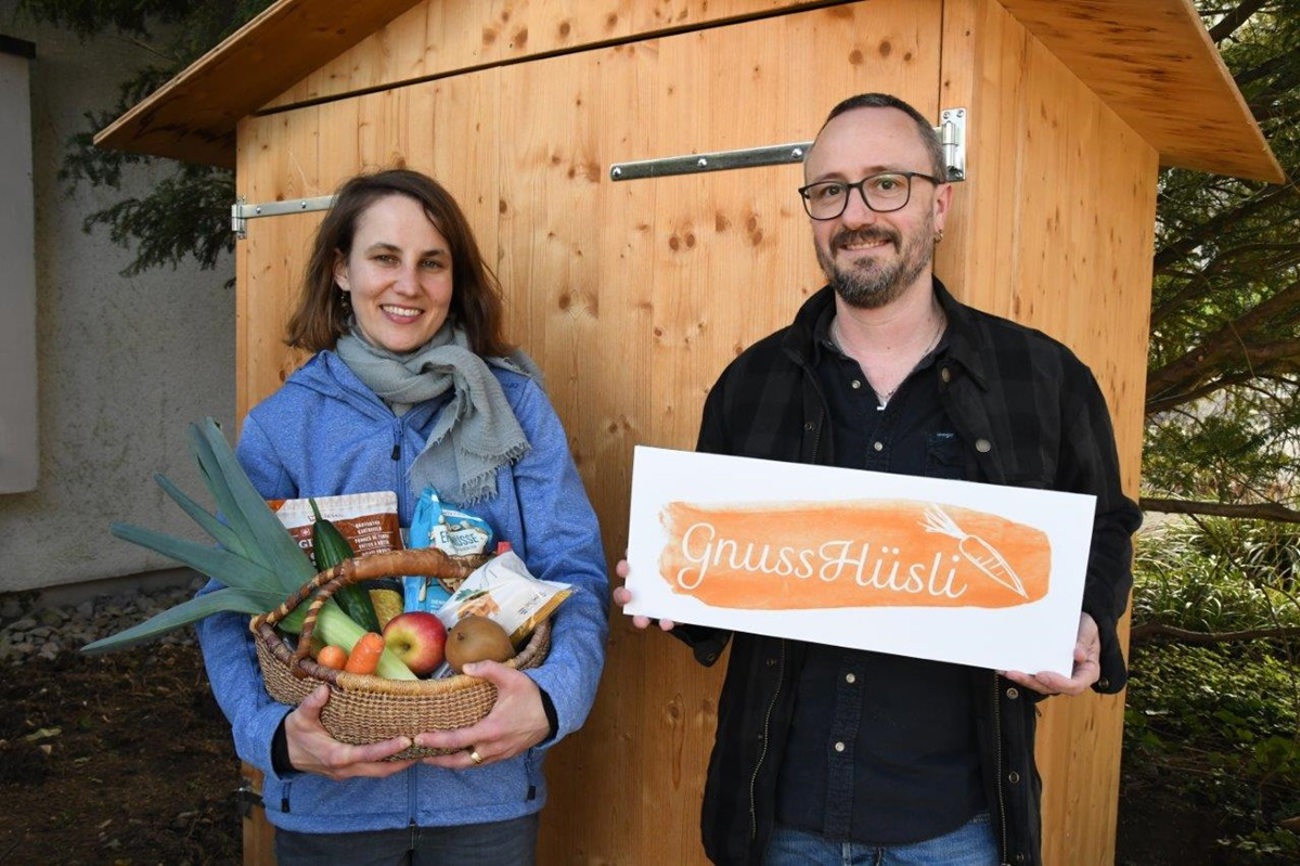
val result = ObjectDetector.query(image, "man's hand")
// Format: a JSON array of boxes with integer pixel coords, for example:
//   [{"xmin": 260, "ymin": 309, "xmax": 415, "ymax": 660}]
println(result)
[
  {"xmin": 285, "ymin": 685, "xmax": 417, "ymax": 779},
  {"xmin": 614, "ymin": 560, "xmax": 675, "ymax": 631},
  {"xmin": 1001, "ymin": 612, "xmax": 1101, "ymax": 696}
]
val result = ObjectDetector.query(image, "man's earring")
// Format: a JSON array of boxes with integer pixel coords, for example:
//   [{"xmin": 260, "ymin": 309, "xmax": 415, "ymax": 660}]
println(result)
[{"xmin": 934, "ymin": 228, "xmax": 945, "ymax": 244}]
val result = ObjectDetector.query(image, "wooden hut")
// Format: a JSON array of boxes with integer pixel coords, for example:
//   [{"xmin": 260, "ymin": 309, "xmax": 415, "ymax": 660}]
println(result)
[{"xmin": 97, "ymin": 1, "xmax": 1283, "ymax": 863}]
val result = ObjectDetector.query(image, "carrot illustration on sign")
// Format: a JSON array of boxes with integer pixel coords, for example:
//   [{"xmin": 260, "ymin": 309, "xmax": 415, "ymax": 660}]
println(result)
[{"xmin": 920, "ymin": 504, "xmax": 1028, "ymax": 598}]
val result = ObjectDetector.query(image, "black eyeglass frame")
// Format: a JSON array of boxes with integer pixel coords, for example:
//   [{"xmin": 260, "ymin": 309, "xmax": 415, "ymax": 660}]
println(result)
[{"xmin": 797, "ymin": 171, "xmax": 943, "ymax": 220}]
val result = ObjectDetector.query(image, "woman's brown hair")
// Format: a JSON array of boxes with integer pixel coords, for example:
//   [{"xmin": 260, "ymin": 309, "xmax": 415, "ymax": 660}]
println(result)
[{"xmin": 285, "ymin": 168, "xmax": 512, "ymax": 357}]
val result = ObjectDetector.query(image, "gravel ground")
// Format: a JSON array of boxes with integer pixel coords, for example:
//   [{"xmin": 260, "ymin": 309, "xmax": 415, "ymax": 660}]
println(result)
[{"xmin": 0, "ymin": 575, "xmax": 205, "ymax": 664}]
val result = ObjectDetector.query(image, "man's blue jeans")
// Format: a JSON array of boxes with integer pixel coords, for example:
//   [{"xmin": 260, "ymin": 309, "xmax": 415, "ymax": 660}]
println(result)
[{"xmin": 764, "ymin": 813, "xmax": 999, "ymax": 866}]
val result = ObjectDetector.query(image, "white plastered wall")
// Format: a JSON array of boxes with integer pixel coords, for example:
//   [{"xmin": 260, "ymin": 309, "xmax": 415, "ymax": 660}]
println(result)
[{"xmin": 0, "ymin": 5, "xmax": 236, "ymax": 594}]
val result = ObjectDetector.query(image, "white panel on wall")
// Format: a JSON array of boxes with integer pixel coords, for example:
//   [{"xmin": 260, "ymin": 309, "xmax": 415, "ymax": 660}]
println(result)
[{"xmin": 0, "ymin": 36, "xmax": 37, "ymax": 494}]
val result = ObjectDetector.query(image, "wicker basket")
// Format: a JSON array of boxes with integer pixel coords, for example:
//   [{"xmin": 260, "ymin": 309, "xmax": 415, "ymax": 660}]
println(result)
[{"xmin": 250, "ymin": 547, "xmax": 550, "ymax": 760}]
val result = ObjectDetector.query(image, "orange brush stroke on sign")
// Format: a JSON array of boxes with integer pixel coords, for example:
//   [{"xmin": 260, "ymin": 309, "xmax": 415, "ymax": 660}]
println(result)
[{"xmin": 656, "ymin": 500, "xmax": 1051, "ymax": 610}]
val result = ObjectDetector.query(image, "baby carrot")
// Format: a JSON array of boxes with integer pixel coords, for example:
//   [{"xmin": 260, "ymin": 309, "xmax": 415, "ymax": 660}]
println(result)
[
  {"xmin": 316, "ymin": 644, "xmax": 348, "ymax": 670},
  {"xmin": 343, "ymin": 632, "xmax": 386, "ymax": 675}
]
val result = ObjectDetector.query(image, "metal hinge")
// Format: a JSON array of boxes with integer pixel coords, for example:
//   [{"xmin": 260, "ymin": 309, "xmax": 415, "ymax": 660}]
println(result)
[
  {"xmin": 939, "ymin": 107, "xmax": 967, "ymax": 181},
  {"xmin": 609, "ymin": 107, "xmax": 968, "ymax": 183},
  {"xmin": 231, "ymin": 194, "xmax": 336, "ymax": 239},
  {"xmin": 235, "ymin": 778, "xmax": 264, "ymax": 819}
]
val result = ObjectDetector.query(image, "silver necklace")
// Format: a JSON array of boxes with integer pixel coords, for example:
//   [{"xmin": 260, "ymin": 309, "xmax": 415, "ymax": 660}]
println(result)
[{"xmin": 833, "ymin": 314, "xmax": 946, "ymax": 410}]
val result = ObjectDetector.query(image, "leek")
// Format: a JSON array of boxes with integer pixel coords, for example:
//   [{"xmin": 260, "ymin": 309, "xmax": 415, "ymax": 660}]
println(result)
[{"xmin": 87, "ymin": 417, "xmax": 418, "ymax": 681}]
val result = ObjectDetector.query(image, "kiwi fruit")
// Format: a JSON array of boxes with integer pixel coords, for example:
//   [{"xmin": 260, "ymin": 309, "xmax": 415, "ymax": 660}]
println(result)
[{"xmin": 445, "ymin": 615, "xmax": 515, "ymax": 673}]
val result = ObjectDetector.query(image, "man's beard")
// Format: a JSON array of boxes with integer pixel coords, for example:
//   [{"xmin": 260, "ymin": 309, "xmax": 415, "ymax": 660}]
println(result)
[{"xmin": 816, "ymin": 224, "xmax": 934, "ymax": 309}]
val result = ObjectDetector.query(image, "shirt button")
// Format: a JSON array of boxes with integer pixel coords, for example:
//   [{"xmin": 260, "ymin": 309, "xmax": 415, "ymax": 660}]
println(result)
[
  {"xmin": 975, "ymin": 439, "xmax": 992, "ymax": 453},
  {"xmin": 834, "ymin": 742, "xmax": 846, "ymax": 753},
  {"xmin": 1008, "ymin": 771, "xmax": 1021, "ymax": 784},
  {"xmin": 850, "ymin": 379, "xmax": 862, "ymax": 390},
  {"xmin": 804, "ymin": 422, "xmax": 815, "ymax": 431},
  {"xmin": 1006, "ymin": 687, "xmax": 1019, "ymax": 700},
  {"xmin": 873, "ymin": 441, "xmax": 884, "ymax": 452},
  {"xmin": 845, "ymin": 673, "xmax": 856, "ymax": 684},
  {"xmin": 1098, "ymin": 677, "xmax": 1110, "ymax": 690},
  {"xmin": 940, "ymin": 367, "xmax": 952, "ymax": 383}
]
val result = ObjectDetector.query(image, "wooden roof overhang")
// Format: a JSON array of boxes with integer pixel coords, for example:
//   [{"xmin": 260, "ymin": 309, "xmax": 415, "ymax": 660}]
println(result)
[{"xmin": 94, "ymin": 0, "xmax": 1284, "ymax": 184}]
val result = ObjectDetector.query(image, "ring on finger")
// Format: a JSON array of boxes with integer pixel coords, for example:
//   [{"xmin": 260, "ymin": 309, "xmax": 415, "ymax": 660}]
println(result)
[{"xmin": 468, "ymin": 748, "xmax": 484, "ymax": 765}]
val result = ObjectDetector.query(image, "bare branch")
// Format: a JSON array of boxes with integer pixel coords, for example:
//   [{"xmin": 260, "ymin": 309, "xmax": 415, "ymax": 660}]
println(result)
[
  {"xmin": 1207, "ymin": 0, "xmax": 1271, "ymax": 43},
  {"xmin": 1146, "ymin": 279, "xmax": 1300, "ymax": 401},
  {"xmin": 1152, "ymin": 185, "xmax": 1292, "ymax": 285},
  {"xmin": 1130, "ymin": 622, "xmax": 1300, "ymax": 644},
  {"xmin": 1141, "ymin": 496, "xmax": 1300, "ymax": 523}
]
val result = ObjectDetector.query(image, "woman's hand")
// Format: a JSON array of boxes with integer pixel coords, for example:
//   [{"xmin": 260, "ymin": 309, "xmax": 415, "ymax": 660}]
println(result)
[
  {"xmin": 285, "ymin": 685, "xmax": 417, "ymax": 779},
  {"xmin": 414, "ymin": 661, "xmax": 550, "ymax": 769},
  {"xmin": 614, "ymin": 559, "xmax": 675, "ymax": 631}
]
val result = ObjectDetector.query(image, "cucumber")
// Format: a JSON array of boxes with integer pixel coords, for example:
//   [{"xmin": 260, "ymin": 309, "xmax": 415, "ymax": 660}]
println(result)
[
  {"xmin": 309, "ymin": 498, "xmax": 382, "ymax": 633},
  {"xmin": 315, "ymin": 603, "xmax": 415, "ymax": 679}
]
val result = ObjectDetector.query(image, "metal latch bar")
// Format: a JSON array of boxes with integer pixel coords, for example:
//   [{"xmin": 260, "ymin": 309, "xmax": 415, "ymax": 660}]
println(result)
[
  {"xmin": 231, "ymin": 194, "xmax": 336, "ymax": 239},
  {"xmin": 609, "ymin": 108, "xmax": 968, "ymax": 184},
  {"xmin": 610, "ymin": 142, "xmax": 811, "ymax": 182}
]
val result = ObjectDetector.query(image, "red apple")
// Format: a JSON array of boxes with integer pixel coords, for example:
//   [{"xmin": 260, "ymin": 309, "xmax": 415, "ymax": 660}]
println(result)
[{"xmin": 381, "ymin": 611, "xmax": 447, "ymax": 676}]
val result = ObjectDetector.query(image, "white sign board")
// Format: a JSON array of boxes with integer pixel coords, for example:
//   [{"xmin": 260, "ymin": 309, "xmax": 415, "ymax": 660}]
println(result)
[{"xmin": 624, "ymin": 446, "xmax": 1097, "ymax": 675}]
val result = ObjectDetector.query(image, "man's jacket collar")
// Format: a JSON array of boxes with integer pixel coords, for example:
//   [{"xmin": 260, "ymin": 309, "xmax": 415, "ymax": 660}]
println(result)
[{"xmin": 783, "ymin": 276, "xmax": 990, "ymax": 391}]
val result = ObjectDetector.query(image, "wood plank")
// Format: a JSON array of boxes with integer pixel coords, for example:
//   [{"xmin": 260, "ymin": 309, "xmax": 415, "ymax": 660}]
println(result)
[
  {"xmin": 263, "ymin": 0, "xmax": 830, "ymax": 111},
  {"xmin": 494, "ymin": 36, "xmax": 668, "ymax": 862},
  {"xmin": 238, "ymin": 767, "xmax": 274, "ymax": 865},
  {"xmin": 941, "ymin": 2, "xmax": 1156, "ymax": 863},
  {"xmin": 235, "ymin": 107, "xmax": 322, "ymax": 419},
  {"xmin": 995, "ymin": 0, "xmax": 1283, "ymax": 182}
]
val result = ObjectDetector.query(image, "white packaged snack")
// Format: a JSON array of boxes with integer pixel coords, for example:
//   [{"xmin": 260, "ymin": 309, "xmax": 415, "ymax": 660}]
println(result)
[{"xmin": 436, "ymin": 551, "xmax": 572, "ymax": 646}]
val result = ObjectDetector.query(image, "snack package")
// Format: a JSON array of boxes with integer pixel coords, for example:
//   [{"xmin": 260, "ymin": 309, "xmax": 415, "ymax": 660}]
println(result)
[
  {"xmin": 442, "ymin": 508, "xmax": 494, "ymax": 556},
  {"xmin": 403, "ymin": 486, "xmax": 495, "ymax": 613},
  {"xmin": 436, "ymin": 550, "xmax": 571, "ymax": 645},
  {"xmin": 268, "ymin": 491, "xmax": 403, "ymax": 563}
]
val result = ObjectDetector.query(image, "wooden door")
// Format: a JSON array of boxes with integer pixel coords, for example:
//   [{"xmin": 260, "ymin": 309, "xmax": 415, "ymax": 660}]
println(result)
[{"xmin": 490, "ymin": 6, "xmax": 943, "ymax": 862}]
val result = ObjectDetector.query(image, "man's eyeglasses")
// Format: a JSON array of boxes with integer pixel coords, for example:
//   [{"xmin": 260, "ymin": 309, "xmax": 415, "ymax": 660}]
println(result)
[{"xmin": 797, "ymin": 171, "xmax": 942, "ymax": 220}]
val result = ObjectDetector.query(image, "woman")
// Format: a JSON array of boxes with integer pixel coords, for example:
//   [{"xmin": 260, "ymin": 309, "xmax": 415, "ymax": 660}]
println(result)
[{"xmin": 196, "ymin": 168, "xmax": 609, "ymax": 864}]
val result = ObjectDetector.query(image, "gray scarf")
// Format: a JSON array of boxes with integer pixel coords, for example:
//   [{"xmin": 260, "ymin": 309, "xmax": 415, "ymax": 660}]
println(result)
[{"xmin": 335, "ymin": 322, "xmax": 542, "ymax": 504}]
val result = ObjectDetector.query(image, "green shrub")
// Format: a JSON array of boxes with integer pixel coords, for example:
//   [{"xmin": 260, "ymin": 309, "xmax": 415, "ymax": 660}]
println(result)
[{"xmin": 1125, "ymin": 517, "xmax": 1300, "ymax": 861}]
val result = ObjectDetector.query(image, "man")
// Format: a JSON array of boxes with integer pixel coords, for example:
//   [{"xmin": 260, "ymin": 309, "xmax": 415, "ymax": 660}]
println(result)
[{"xmin": 615, "ymin": 92, "xmax": 1142, "ymax": 866}]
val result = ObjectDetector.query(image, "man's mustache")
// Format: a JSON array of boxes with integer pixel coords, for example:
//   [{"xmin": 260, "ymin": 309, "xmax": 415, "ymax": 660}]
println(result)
[{"xmin": 832, "ymin": 227, "xmax": 900, "ymax": 251}]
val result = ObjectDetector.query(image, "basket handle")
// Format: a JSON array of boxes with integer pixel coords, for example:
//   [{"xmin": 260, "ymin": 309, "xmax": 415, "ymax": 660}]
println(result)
[{"xmin": 252, "ymin": 548, "xmax": 486, "ymax": 670}]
